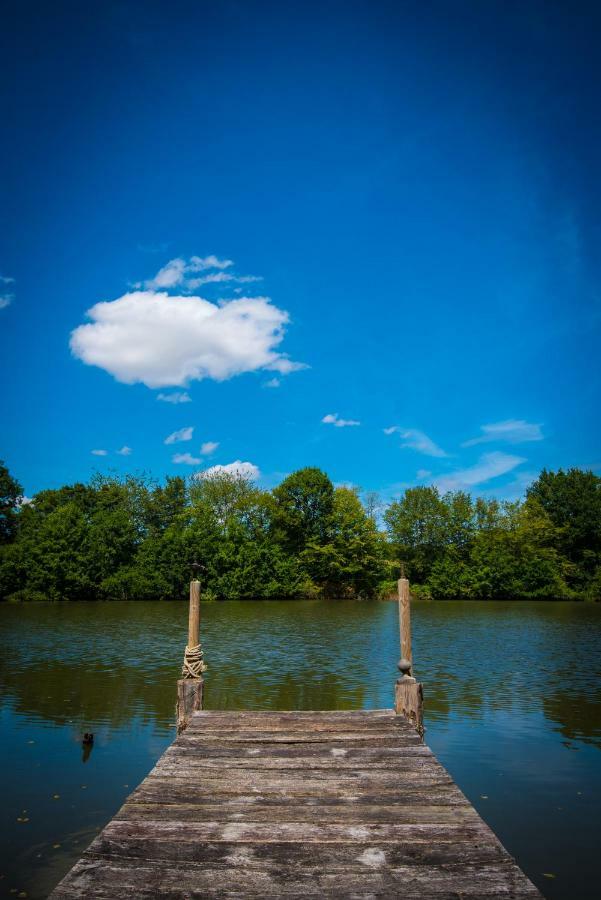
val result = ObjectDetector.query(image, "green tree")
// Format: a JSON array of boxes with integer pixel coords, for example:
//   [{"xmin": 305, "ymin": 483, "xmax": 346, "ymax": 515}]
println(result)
[
  {"xmin": 384, "ymin": 486, "xmax": 446, "ymax": 581},
  {"xmin": 527, "ymin": 468, "xmax": 601, "ymax": 587},
  {"xmin": 301, "ymin": 487, "xmax": 387, "ymax": 597},
  {"xmin": 0, "ymin": 460, "xmax": 23, "ymax": 543},
  {"xmin": 440, "ymin": 491, "xmax": 475, "ymax": 558},
  {"xmin": 21, "ymin": 502, "xmax": 91, "ymax": 600},
  {"xmin": 143, "ymin": 476, "xmax": 187, "ymax": 535},
  {"xmin": 272, "ymin": 468, "xmax": 334, "ymax": 553}
]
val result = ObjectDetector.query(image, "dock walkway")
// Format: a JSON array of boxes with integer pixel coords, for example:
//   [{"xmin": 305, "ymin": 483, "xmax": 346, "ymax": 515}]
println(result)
[{"xmin": 51, "ymin": 709, "xmax": 541, "ymax": 898}]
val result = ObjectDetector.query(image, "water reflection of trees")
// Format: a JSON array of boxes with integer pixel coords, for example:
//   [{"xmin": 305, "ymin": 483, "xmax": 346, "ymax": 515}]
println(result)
[
  {"xmin": 0, "ymin": 661, "xmax": 366, "ymax": 731},
  {"xmin": 543, "ymin": 690, "xmax": 601, "ymax": 749},
  {"xmin": 206, "ymin": 672, "xmax": 365, "ymax": 711},
  {"xmin": 0, "ymin": 659, "xmax": 176, "ymax": 731}
]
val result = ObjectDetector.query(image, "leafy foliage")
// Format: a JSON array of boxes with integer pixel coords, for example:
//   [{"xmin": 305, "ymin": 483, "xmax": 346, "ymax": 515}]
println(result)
[
  {"xmin": 0, "ymin": 460, "xmax": 23, "ymax": 544},
  {"xmin": 384, "ymin": 471, "xmax": 600, "ymax": 601},
  {"xmin": 0, "ymin": 463, "xmax": 598, "ymax": 601}
]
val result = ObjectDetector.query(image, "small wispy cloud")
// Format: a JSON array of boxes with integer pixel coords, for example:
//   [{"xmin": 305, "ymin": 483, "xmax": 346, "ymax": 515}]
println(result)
[
  {"xmin": 200, "ymin": 460, "xmax": 260, "ymax": 480},
  {"xmin": 142, "ymin": 255, "xmax": 234, "ymax": 291},
  {"xmin": 416, "ymin": 469, "xmax": 431, "ymax": 479},
  {"xmin": 190, "ymin": 255, "xmax": 234, "ymax": 271},
  {"xmin": 157, "ymin": 391, "xmax": 192, "ymax": 404},
  {"xmin": 481, "ymin": 469, "xmax": 538, "ymax": 501},
  {"xmin": 200, "ymin": 441, "xmax": 219, "ymax": 455},
  {"xmin": 433, "ymin": 451, "xmax": 525, "ymax": 493},
  {"xmin": 0, "ymin": 274, "xmax": 14, "ymax": 310},
  {"xmin": 186, "ymin": 272, "xmax": 262, "ymax": 290},
  {"xmin": 322, "ymin": 413, "xmax": 361, "ymax": 428},
  {"xmin": 117, "ymin": 446, "xmax": 132, "ymax": 456},
  {"xmin": 173, "ymin": 452, "xmax": 201, "ymax": 465},
  {"xmin": 91, "ymin": 449, "xmax": 108, "ymax": 456},
  {"xmin": 264, "ymin": 377, "xmax": 281, "ymax": 389},
  {"xmin": 164, "ymin": 426, "xmax": 194, "ymax": 445},
  {"xmin": 462, "ymin": 419, "xmax": 544, "ymax": 447},
  {"xmin": 384, "ymin": 426, "xmax": 447, "ymax": 458}
]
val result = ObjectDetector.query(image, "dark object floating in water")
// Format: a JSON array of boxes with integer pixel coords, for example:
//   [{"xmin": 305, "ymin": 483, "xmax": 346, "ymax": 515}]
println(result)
[{"xmin": 81, "ymin": 733, "xmax": 94, "ymax": 763}]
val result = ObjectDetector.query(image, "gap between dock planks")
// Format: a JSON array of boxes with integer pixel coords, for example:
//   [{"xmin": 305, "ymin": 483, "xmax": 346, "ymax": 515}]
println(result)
[{"xmin": 50, "ymin": 710, "xmax": 543, "ymax": 898}]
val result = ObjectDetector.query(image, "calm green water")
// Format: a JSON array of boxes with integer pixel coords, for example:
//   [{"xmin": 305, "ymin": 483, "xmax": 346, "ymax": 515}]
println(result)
[{"xmin": 0, "ymin": 600, "xmax": 600, "ymax": 899}]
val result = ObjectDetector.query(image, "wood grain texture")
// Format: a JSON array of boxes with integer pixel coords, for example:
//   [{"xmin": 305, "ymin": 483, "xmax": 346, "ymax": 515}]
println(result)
[{"xmin": 50, "ymin": 710, "xmax": 543, "ymax": 899}]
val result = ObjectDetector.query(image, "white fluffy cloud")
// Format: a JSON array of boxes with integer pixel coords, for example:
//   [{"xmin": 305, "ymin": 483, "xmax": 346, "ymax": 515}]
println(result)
[
  {"xmin": 322, "ymin": 413, "xmax": 360, "ymax": 428},
  {"xmin": 433, "ymin": 452, "xmax": 525, "ymax": 492},
  {"xmin": 70, "ymin": 291, "xmax": 305, "ymax": 388},
  {"xmin": 264, "ymin": 377, "xmax": 281, "ymax": 389},
  {"xmin": 462, "ymin": 419, "xmax": 544, "ymax": 447},
  {"xmin": 201, "ymin": 460, "xmax": 260, "ymax": 480},
  {"xmin": 117, "ymin": 446, "xmax": 132, "ymax": 456},
  {"xmin": 157, "ymin": 392, "xmax": 192, "ymax": 404},
  {"xmin": 384, "ymin": 426, "xmax": 447, "ymax": 458},
  {"xmin": 91, "ymin": 449, "xmax": 108, "ymax": 456},
  {"xmin": 173, "ymin": 452, "xmax": 202, "ymax": 465},
  {"xmin": 164, "ymin": 426, "xmax": 194, "ymax": 445}
]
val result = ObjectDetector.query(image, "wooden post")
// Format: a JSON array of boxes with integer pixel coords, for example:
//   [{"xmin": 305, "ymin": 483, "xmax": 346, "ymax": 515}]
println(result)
[
  {"xmin": 176, "ymin": 575, "xmax": 206, "ymax": 733},
  {"xmin": 395, "ymin": 659, "xmax": 424, "ymax": 738},
  {"xmin": 188, "ymin": 578, "xmax": 200, "ymax": 650},
  {"xmin": 394, "ymin": 575, "xmax": 424, "ymax": 737},
  {"xmin": 398, "ymin": 576, "xmax": 412, "ymax": 672},
  {"xmin": 176, "ymin": 678, "xmax": 203, "ymax": 733}
]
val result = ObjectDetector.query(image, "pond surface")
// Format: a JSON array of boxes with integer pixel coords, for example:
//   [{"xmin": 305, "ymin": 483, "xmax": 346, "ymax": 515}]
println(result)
[{"xmin": 0, "ymin": 600, "xmax": 599, "ymax": 899}]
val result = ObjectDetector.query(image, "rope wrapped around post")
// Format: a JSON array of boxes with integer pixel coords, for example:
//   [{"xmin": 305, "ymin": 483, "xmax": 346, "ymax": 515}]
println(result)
[{"xmin": 182, "ymin": 643, "xmax": 207, "ymax": 679}]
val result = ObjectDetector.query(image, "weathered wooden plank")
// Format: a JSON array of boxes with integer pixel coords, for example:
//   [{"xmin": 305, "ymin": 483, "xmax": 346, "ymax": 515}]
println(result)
[
  {"xmin": 154, "ymin": 757, "xmax": 444, "ymax": 773},
  {"xmin": 186, "ymin": 717, "xmax": 403, "ymax": 731},
  {"xmin": 101, "ymin": 819, "xmax": 498, "ymax": 844},
  {"xmin": 173, "ymin": 736, "xmax": 426, "ymax": 754},
  {"xmin": 87, "ymin": 835, "xmax": 511, "ymax": 869},
  {"xmin": 132, "ymin": 778, "xmax": 469, "ymax": 808},
  {"xmin": 145, "ymin": 768, "xmax": 455, "ymax": 787},
  {"xmin": 180, "ymin": 722, "xmax": 420, "ymax": 744},
  {"xmin": 117, "ymin": 801, "xmax": 484, "ymax": 825},
  {"xmin": 176, "ymin": 730, "xmax": 425, "ymax": 744},
  {"xmin": 165, "ymin": 735, "xmax": 438, "ymax": 762},
  {"xmin": 191, "ymin": 711, "xmax": 395, "ymax": 716},
  {"xmin": 51, "ymin": 858, "xmax": 541, "ymax": 897}
]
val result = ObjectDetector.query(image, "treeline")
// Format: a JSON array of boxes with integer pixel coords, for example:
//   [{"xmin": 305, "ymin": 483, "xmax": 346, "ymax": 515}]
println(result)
[{"xmin": 0, "ymin": 461, "xmax": 599, "ymax": 601}]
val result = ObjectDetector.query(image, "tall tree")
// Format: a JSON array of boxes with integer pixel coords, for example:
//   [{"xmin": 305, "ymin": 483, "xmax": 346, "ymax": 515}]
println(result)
[
  {"xmin": 527, "ymin": 468, "xmax": 601, "ymax": 585},
  {"xmin": 272, "ymin": 468, "xmax": 334, "ymax": 553},
  {"xmin": 300, "ymin": 487, "xmax": 386, "ymax": 597},
  {"xmin": 0, "ymin": 460, "xmax": 23, "ymax": 543},
  {"xmin": 384, "ymin": 486, "xmax": 446, "ymax": 581}
]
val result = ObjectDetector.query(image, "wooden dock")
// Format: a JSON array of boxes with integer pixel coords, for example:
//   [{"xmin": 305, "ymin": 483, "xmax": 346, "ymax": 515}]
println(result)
[{"xmin": 51, "ymin": 708, "xmax": 542, "ymax": 898}]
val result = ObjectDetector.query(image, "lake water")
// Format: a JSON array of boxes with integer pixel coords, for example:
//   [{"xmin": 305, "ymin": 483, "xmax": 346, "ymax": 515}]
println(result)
[{"xmin": 0, "ymin": 600, "xmax": 599, "ymax": 899}]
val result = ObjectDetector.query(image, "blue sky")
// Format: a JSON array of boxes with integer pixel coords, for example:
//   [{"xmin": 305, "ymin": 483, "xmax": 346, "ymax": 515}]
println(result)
[{"xmin": 1, "ymin": 0, "xmax": 600, "ymax": 501}]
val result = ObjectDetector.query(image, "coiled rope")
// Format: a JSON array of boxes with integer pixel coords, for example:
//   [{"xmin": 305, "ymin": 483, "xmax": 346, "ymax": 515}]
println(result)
[{"xmin": 182, "ymin": 643, "xmax": 208, "ymax": 679}]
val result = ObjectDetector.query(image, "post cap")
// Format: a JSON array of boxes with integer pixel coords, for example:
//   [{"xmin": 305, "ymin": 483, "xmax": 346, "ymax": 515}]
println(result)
[
  {"xmin": 398, "ymin": 658, "xmax": 412, "ymax": 675},
  {"xmin": 190, "ymin": 560, "xmax": 206, "ymax": 580}
]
